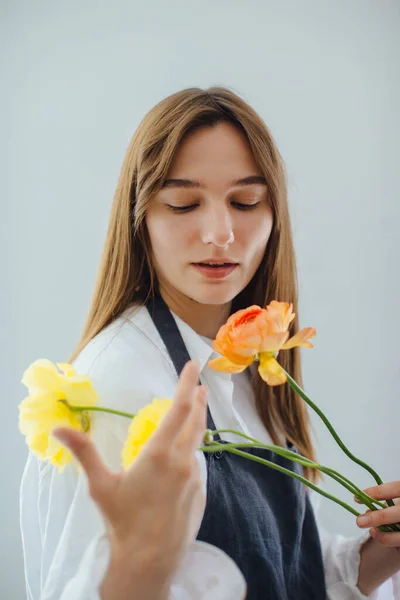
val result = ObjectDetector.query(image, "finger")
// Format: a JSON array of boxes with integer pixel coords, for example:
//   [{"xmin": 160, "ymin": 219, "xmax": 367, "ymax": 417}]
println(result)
[
  {"xmin": 354, "ymin": 496, "xmax": 382, "ymax": 505},
  {"xmin": 52, "ymin": 427, "xmax": 113, "ymax": 496},
  {"xmin": 369, "ymin": 527, "xmax": 400, "ymax": 548},
  {"xmin": 154, "ymin": 361, "xmax": 200, "ymax": 445},
  {"xmin": 177, "ymin": 386, "xmax": 208, "ymax": 452},
  {"xmin": 354, "ymin": 496, "xmax": 391, "ymax": 509},
  {"xmin": 180, "ymin": 464, "xmax": 206, "ymax": 542},
  {"xmin": 357, "ymin": 505, "xmax": 400, "ymax": 529},
  {"xmin": 355, "ymin": 498, "xmax": 400, "ymax": 511},
  {"xmin": 360, "ymin": 482, "xmax": 400, "ymax": 502}
]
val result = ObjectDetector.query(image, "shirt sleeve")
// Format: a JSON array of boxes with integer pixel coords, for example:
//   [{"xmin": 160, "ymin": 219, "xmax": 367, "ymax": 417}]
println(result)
[
  {"xmin": 19, "ymin": 343, "xmax": 246, "ymax": 600},
  {"xmin": 310, "ymin": 489, "xmax": 400, "ymax": 599}
]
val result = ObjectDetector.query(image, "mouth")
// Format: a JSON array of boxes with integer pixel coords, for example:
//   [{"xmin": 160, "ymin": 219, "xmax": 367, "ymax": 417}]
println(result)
[
  {"xmin": 191, "ymin": 260, "xmax": 239, "ymax": 279},
  {"xmin": 193, "ymin": 258, "xmax": 239, "ymax": 266},
  {"xmin": 194, "ymin": 261, "xmax": 237, "ymax": 267}
]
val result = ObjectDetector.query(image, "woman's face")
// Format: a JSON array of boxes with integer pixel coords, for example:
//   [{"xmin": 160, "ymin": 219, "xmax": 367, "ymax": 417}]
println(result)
[{"xmin": 146, "ymin": 122, "xmax": 273, "ymax": 307}]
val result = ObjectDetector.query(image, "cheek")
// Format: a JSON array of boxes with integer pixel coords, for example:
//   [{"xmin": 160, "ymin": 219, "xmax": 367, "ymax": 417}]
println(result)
[
  {"xmin": 146, "ymin": 214, "xmax": 193, "ymax": 262},
  {"xmin": 239, "ymin": 211, "xmax": 273, "ymax": 251}
]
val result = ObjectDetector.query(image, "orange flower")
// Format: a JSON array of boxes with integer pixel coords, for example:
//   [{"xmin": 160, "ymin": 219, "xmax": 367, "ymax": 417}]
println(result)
[
  {"xmin": 208, "ymin": 301, "xmax": 316, "ymax": 386},
  {"xmin": 209, "ymin": 306, "xmax": 287, "ymax": 372}
]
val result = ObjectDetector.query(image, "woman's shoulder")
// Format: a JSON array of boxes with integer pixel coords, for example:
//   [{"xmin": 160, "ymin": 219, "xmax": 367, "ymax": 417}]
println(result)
[
  {"xmin": 71, "ymin": 304, "xmax": 176, "ymax": 412},
  {"xmin": 72, "ymin": 304, "xmax": 166, "ymax": 375}
]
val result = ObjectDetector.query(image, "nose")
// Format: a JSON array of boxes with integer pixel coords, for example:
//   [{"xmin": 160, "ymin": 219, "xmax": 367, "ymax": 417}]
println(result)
[{"xmin": 201, "ymin": 205, "xmax": 234, "ymax": 248}]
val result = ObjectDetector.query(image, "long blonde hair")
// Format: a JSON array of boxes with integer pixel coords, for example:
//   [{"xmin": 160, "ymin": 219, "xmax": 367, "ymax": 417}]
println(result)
[{"xmin": 70, "ymin": 87, "xmax": 320, "ymax": 483}]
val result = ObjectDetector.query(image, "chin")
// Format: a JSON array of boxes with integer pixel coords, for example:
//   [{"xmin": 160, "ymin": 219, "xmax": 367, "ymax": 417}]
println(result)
[{"xmin": 189, "ymin": 283, "xmax": 241, "ymax": 306}]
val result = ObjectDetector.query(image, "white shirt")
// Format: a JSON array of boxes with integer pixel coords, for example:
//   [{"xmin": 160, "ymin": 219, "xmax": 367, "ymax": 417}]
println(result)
[{"xmin": 20, "ymin": 305, "xmax": 400, "ymax": 599}]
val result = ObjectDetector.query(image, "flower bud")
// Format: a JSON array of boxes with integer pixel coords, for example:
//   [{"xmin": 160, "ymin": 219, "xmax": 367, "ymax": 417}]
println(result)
[{"xmin": 203, "ymin": 429, "xmax": 214, "ymax": 445}]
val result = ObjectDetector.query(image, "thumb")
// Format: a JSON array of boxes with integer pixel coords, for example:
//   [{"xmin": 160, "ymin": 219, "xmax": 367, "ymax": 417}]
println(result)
[{"xmin": 52, "ymin": 427, "xmax": 114, "ymax": 501}]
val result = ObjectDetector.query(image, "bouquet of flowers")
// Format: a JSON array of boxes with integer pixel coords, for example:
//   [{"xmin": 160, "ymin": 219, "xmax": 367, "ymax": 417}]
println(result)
[{"xmin": 18, "ymin": 301, "xmax": 400, "ymax": 534}]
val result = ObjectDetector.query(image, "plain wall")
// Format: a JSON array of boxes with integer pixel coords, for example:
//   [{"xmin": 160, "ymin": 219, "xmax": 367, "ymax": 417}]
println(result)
[{"xmin": 2, "ymin": 0, "xmax": 399, "ymax": 597}]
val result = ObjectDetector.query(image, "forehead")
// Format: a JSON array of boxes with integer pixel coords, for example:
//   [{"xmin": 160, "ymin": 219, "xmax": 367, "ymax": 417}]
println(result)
[{"xmin": 166, "ymin": 122, "xmax": 262, "ymax": 187}]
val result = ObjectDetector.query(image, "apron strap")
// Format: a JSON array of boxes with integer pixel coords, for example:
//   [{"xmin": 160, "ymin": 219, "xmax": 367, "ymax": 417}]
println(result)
[
  {"xmin": 147, "ymin": 294, "xmax": 193, "ymax": 377},
  {"xmin": 146, "ymin": 294, "xmax": 221, "ymax": 440}
]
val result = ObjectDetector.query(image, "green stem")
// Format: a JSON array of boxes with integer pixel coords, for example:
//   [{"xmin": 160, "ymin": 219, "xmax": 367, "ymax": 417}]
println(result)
[
  {"xmin": 322, "ymin": 469, "xmax": 384, "ymax": 510},
  {"xmin": 200, "ymin": 442, "xmax": 395, "ymax": 533},
  {"xmin": 321, "ymin": 469, "xmax": 400, "ymax": 532},
  {"xmin": 209, "ymin": 430, "xmax": 400, "ymax": 532},
  {"xmin": 213, "ymin": 429, "xmax": 386, "ymax": 510},
  {"xmin": 59, "ymin": 400, "xmax": 135, "ymax": 420},
  {"xmin": 283, "ymin": 370, "xmax": 395, "ymax": 509},
  {"xmin": 203, "ymin": 443, "xmax": 360, "ymax": 517}
]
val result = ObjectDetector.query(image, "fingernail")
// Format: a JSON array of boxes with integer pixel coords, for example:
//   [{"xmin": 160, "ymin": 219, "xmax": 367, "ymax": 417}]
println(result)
[
  {"xmin": 357, "ymin": 515, "xmax": 372, "ymax": 527},
  {"xmin": 200, "ymin": 386, "xmax": 208, "ymax": 402}
]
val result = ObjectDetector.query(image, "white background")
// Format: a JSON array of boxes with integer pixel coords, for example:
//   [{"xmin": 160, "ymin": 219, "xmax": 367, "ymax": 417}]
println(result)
[{"xmin": 2, "ymin": 0, "xmax": 399, "ymax": 597}]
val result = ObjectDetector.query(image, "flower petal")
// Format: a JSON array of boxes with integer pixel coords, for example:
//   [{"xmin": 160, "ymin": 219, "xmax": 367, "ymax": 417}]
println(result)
[
  {"xmin": 19, "ymin": 392, "xmax": 61, "ymax": 429},
  {"xmin": 21, "ymin": 359, "xmax": 61, "ymax": 394},
  {"xmin": 265, "ymin": 301, "xmax": 295, "ymax": 332},
  {"xmin": 56, "ymin": 363, "xmax": 76, "ymax": 378},
  {"xmin": 28, "ymin": 432, "xmax": 49, "ymax": 459},
  {"xmin": 282, "ymin": 327, "xmax": 316, "ymax": 350},
  {"xmin": 212, "ymin": 339, "xmax": 258, "ymax": 361},
  {"xmin": 49, "ymin": 442, "xmax": 72, "ymax": 472},
  {"xmin": 259, "ymin": 332, "xmax": 289, "ymax": 352},
  {"xmin": 208, "ymin": 356, "xmax": 251, "ymax": 373},
  {"xmin": 121, "ymin": 398, "xmax": 173, "ymax": 470},
  {"xmin": 61, "ymin": 377, "xmax": 98, "ymax": 407},
  {"xmin": 222, "ymin": 305, "xmax": 264, "ymax": 329},
  {"xmin": 258, "ymin": 353, "xmax": 287, "ymax": 386},
  {"xmin": 18, "ymin": 369, "xmax": 91, "ymax": 473},
  {"xmin": 212, "ymin": 306, "xmax": 267, "ymax": 360}
]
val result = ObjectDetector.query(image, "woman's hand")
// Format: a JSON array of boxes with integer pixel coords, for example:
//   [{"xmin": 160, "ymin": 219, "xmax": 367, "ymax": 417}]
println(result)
[
  {"xmin": 356, "ymin": 482, "xmax": 400, "ymax": 553},
  {"xmin": 52, "ymin": 360, "xmax": 208, "ymax": 600}
]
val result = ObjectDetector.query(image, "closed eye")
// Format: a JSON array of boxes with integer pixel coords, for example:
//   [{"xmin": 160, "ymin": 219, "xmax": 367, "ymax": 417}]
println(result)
[
  {"xmin": 166, "ymin": 204, "xmax": 199, "ymax": 213},
  {"xmin": 166, "ymin": 202, "xmax": 260, "ymax": 213},
  {"xmin": 231, "ymin": 202, "xmax": 260, "ymax": 211}
]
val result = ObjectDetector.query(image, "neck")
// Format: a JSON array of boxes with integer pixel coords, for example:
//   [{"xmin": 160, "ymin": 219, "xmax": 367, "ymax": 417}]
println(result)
[{"xmin": 158, "ymin": 285, "xmax": 231, "ymax": 339}]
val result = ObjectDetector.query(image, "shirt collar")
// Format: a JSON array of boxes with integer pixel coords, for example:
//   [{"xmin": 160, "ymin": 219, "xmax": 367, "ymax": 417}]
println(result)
[
  {"xmin": 128, "ymin": 305, "xmax": 216, "ymax": 375},
  {"xmin": 170, "ymin": 310, "xmax": 216, "ymax": 374}
]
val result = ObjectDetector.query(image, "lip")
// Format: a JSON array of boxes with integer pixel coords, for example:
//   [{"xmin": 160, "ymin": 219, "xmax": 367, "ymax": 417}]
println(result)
[
  {"xmin": 196, "ymin": 258, "xmax": 237, "ymax": 265},
  {"xmin": 192, "ymin": 262, "xmax": 238, "ymax": 279}
]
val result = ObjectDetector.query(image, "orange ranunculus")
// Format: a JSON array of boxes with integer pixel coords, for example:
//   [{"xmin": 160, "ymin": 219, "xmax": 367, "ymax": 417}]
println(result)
[
  {"xmin": 209, "ymin": 306, "xmax": 289, "ymax": 374},
  {"xmin": 208, "ymin": 301, "xmax": 316, "ymax": 385},
  {"xmin": 265, "ymin": 301, "xmax": 295, "ymax": 332}
]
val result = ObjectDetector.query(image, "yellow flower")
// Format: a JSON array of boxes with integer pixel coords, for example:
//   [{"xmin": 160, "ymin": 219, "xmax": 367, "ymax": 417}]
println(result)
[
  {"xmin": 19, "ymin": 359, "xmax": 97, "ymax": 472},
  {"xmin": 209, "ymin": 301, "xmax": 316, "ymax": 386},
  {"xmin": 122, "ymin": 398, "xmax": 172, "ymax": 470}
]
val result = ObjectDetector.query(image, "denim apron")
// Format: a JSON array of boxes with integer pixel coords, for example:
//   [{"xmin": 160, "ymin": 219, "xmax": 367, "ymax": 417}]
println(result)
[{"xmin": 147, "ymin": 295, "xmax": 327, "ymax": 599}]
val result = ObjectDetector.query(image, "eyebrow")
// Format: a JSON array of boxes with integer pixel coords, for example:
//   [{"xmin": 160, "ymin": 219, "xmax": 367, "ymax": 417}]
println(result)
[{"xmin": 161, "ymin": 175, "xmax": 267, "ymax": 189}]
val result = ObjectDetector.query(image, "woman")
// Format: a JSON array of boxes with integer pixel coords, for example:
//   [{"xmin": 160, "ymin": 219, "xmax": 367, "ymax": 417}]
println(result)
[{"xmin": 20, "ymin": 87, "xmax": 400, "ymax": 599}]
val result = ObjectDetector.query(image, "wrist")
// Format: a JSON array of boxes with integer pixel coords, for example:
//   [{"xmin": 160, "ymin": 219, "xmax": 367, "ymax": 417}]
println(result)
[
  {"xmin": 358, "ymin": 536, "xmax": 400, "ymax": 596},
  {"xmin": 100, "ymin": 539, "xmax": 173, "ymax": 600}
]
